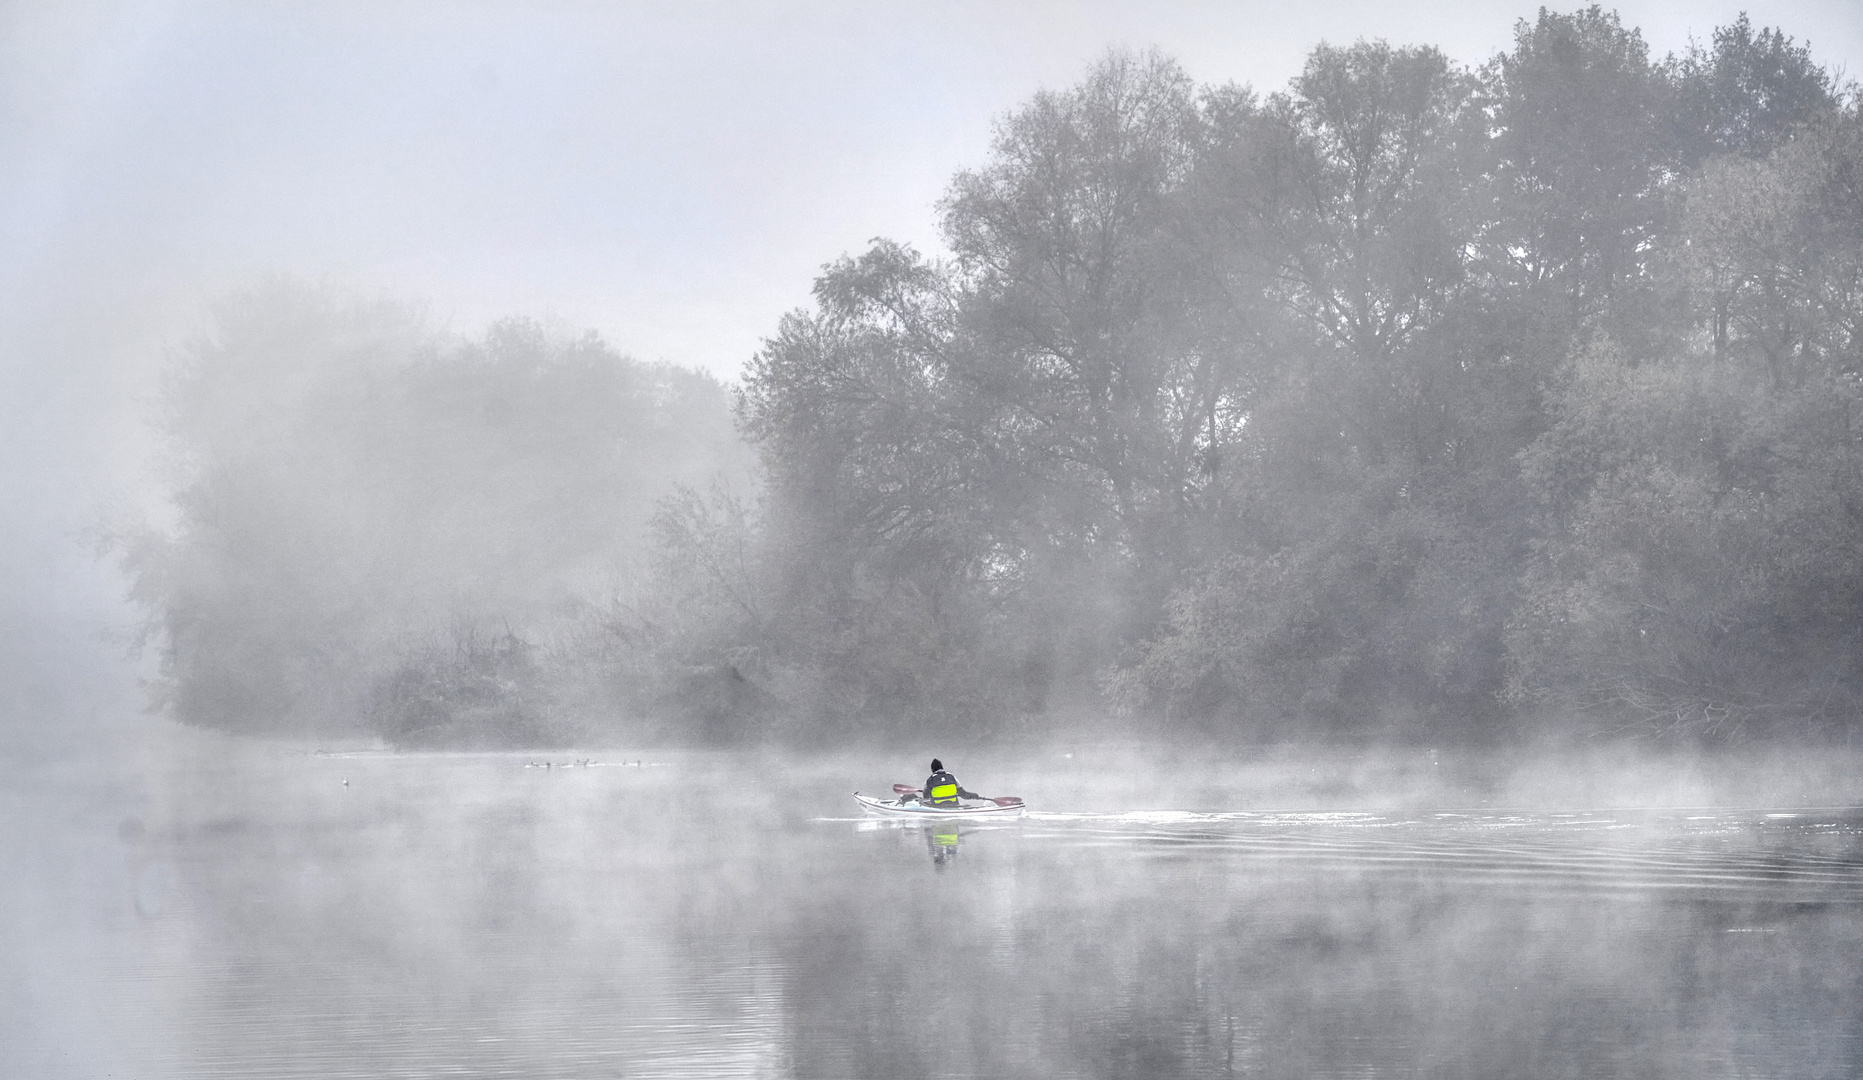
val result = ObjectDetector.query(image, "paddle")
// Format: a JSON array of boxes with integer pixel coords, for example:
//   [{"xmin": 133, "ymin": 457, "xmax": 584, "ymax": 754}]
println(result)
[{"xmin": 893, "ymin": 783, "xmax": 1023, "ymax": 807}]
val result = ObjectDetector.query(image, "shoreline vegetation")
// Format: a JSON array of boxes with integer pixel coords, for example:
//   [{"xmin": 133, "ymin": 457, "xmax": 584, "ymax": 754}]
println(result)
[
  {"xmin": 121, "ymin": 722, "xmax": 1863, "ymax": 812},
  {"xmin": 112, "ymin": 9, "xmax": 1863, "ymax": 752}
]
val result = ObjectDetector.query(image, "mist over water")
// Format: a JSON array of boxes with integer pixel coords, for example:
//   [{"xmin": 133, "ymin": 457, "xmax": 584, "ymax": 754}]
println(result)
[
  {"xmin": 10, "ymin": 731, "xmax": 1863, "ymax": 1079},
  {"xmin": 11, "ymin": 5, "xmax": 1863, "ymax": 1078}
]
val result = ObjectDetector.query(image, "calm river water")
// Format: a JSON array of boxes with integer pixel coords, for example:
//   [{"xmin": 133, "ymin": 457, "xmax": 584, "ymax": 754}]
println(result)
[{"xmin": 9, "ymin": 736, "xmax": 1863, "ymax": 1079}]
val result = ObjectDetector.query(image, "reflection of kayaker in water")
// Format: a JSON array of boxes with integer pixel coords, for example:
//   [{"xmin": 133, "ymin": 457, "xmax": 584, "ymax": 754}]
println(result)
[
  {"xmin": 925, "ymin": 823, "xmax": 960, "ymax": 867},
  {"xmin": 920, "ymin": 759, "xmax": 982, "ymax": 807}
]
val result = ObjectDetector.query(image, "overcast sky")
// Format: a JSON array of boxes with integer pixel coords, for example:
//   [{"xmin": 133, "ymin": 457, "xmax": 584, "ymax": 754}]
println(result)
[{"xmin": 1, "ymin": 0, "xmax": 1859, "ymax": 725}]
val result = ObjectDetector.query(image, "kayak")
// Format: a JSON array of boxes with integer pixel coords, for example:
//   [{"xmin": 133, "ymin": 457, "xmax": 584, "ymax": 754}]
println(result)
[{"xmin": 853, "ymin": 792, "xmax": 1027, "ymax": 818}]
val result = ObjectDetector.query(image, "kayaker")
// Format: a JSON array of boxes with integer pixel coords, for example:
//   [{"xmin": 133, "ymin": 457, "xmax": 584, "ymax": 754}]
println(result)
[{"xmin": 921, "ymin": 759, "xmax": 982, "ymax": 807}]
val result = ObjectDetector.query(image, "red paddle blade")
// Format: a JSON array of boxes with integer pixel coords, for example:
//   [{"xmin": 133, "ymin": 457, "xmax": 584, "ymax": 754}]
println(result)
[
  {"xmin": 991, "ymin": 796, "xmax": 1024, "ymax": 806},
  {"xmin": 893, "ymin": 784, "xmax": 921, "ymax": 795}
]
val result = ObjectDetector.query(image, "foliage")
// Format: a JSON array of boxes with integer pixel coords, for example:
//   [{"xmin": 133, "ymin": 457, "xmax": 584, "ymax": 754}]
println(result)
[
  {"xmin": 738, "ymin": 22, "xmax": 1860, "ymax": 744},
  {"xmin": 369, "ymin": 625, "xmax": 557, "ymax": 749},
  {"xmin": 122, "ymin": 13, "xmax": 1863, "ymax": 747},
  {"xmin": 120, "ymin": 282, "xmax": 748, "ymax": 742},
  {"xmin": 1671, "ymin": 14, "xmax": 1839, "ymax": 163},
  {"xmin": 1506, "ymin": 108, "xmax": 1863, "ymax": 738}
]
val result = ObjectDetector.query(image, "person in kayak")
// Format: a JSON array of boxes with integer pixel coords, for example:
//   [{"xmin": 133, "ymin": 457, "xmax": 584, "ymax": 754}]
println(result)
[{"xmin": 921, "ymin": 759, "xmax": 982, "ymax": 807}]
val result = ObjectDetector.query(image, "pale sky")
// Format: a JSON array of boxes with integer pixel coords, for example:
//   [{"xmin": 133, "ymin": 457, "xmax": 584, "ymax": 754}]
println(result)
[{"xmin": 1, "ymin": 0, "xmax": 1858, "ymax": 724}]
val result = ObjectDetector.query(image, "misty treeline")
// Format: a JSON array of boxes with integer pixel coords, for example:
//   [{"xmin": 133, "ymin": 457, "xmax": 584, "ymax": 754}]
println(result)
[
  {"xmin": 115, "ymin": 297, "xmax": 753, "ymax": 746},
  {"xmin": 121, "ymin": 8, "xmax": 1863, "ymax": 747}
]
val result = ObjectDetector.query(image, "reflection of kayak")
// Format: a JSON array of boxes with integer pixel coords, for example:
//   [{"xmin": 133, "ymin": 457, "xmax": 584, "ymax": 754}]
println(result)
[{"xmin": 853, "ymin": 792, "xmax": 1027, "ymax": 818}]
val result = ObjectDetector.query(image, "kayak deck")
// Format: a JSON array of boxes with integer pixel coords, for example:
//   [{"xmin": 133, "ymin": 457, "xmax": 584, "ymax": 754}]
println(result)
[{"xmin": 853, "ymin": 792, "xmax": 1026, "ymax": 818}]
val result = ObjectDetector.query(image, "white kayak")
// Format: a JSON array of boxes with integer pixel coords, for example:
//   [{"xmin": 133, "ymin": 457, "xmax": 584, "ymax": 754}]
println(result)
[{"xmin": 853, "ymin": 792, "xmax": 1027, "ymax": 818}]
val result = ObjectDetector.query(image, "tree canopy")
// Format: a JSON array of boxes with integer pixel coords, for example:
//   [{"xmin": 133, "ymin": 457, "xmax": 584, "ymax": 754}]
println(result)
[
  {"xmin": 734, "ymin": 11, "xmax": 1862, "ymax": 744},
  {"xmin": 123, "ymin": 10, "xmax": 1863, "ymax": 746}
]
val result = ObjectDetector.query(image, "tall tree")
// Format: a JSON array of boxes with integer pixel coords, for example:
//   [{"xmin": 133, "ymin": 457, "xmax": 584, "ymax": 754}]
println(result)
[
  {"xmin": 1478, "ymin": 6, "xmax": 1674, "ymax": 322},
  {"xmin": 737, "ymin": 242, "xmax": 1016, "ymax": 729},
  {"xmin": 1116, "ymin": 40, "xmax": 1509, "ymax": 735},
  {"xmin": 1672, "ymin": 13, "xmax": 1839, "ymax": 164},
  {"xmin": 940, "ymin": 51, "xmax": 1209, "ymax": 564}
]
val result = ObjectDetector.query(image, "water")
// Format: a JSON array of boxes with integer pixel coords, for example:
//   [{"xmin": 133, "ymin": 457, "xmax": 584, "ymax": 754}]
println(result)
[{"xmin": 8, "ymin": 738, "xmax": 1863, "ymax": 1078}]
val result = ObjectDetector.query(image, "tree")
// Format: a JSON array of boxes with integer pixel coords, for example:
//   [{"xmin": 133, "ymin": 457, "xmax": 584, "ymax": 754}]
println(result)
[
  {"xmin": 1271, "ymin": 42, "xmax": 1473, "ymax": 371},
  {"xmin": 940, "ymin": 48, "xmax": 1215, "ymax": 571},
  {"xmin": 1477, "ymin": 6, "xmax": 1675, "ymax": 322},
  {"xmin": 1672, "ymin": 14, "xmax": 1839, "ymax": 165},
  {"xmin": 1112, "ymin": 40, "xmax": 1513, "ymax": 736},
  {"xmin": 1677, "ymin": 109, "xmax": 1863, "ymax": 377},
  {"xmin": 736, "ymin": 243, "xmax": 1016, "ymax": 732}
]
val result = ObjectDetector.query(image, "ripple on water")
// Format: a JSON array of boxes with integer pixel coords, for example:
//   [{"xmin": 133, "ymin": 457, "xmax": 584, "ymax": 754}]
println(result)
[{"xmin": 994, "ymin": 808, "xmax": 1863, "ymax": 901}]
